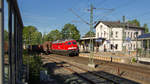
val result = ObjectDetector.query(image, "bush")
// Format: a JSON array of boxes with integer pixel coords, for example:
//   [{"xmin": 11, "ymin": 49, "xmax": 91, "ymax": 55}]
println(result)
[
  {"xmin": 131, "ymin": 58, "xmax": 137, "ymax": 63},
  {"xmin": 23, "ymin": 54, "xmax": 45, "ymax": 84}
]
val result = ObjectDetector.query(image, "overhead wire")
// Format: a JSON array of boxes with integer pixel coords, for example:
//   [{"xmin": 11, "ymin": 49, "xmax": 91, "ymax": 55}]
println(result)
[
  {"xmin": 69, "ymin": 8, "xmax": 90, "ymax": 25},
  {"xmin": 95, "ymin": 0, "xmax": 138, "ymax": 22}
]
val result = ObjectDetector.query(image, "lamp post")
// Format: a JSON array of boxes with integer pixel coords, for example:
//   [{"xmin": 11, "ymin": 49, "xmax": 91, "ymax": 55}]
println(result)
[
  {"xmin": 135, "ymin": 30, "xmax": 138, "ymax": 63},
  {"xmin": 122, "ymin": 16, "xmax": 126, "ymax": 53}
]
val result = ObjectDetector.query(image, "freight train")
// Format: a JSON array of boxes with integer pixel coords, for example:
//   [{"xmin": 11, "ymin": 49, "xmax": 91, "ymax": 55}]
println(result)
[{"xmin": 27, "ymin": 39, "xmax": 79, "ymax": 56}]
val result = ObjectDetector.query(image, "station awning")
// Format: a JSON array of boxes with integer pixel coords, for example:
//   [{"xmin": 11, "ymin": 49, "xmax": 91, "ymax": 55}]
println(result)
[
  {"xmin": 138, "ymin": 33, "xmax": 150, "ymax": 40},
  {"xmin": 80, "ymin": 37, "xmax": 105, "ymax": 41}
]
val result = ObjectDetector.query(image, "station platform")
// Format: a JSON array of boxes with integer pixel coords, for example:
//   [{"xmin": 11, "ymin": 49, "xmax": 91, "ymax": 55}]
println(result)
[
  {"xmin": 79, "ymin": 52, "xmax": 132, "ymax": 63},
  {"xmin": 138, "ymin": 57, "xmax": 150, "ymax": 62}
]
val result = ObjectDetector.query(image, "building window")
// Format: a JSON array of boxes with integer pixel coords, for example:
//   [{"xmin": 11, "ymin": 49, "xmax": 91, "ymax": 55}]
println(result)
[
  {"xmin": 116, "ymin": 31, "xmax": 118, "ymax": 38},
  {"xmin": 101, "ymin": 33, "xmax": 103, "ymax": 37},
  {"xmin": 128, "ymin": 32, "xmax": 130, "ymax": 37},
  {"xmin": 104, "ymin": 31, "xmax": 106, "ymax": 37},
  {"xmin": 134, "ymin": 44, "xmax": 136, "ymax": 50},
  {"xmin": 131, "ymin": 32, "xmax": 132, "ymax": 38},
  {"xmin": 111, "ymin": 31, "xmax": 113, "ymax": 38},
  {"xmin": 111, "ymin": 44, "xmax": 113, "ymax": 50},
  {"xmin": 115, "ymin": 44, "xmax": 118, "ymax": 50}
]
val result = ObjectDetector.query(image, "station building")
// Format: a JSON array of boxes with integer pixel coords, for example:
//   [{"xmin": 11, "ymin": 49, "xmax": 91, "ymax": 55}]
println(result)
[{"xmin": 79, "ymin": 21, "xmax": 145, "ymax": 52}]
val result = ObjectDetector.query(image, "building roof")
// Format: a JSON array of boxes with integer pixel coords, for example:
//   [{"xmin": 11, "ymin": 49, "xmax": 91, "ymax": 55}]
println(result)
[
  {"xmin": 138, "ymin": 33, "xmax": 150, "ymax": 40},
  {"xmin": 94, "ymin": 21, "xmax": 145, "ymax": 30},
  {"xmin": 80, "ymin": 37, "xmax": 105, "ymax": 40}
]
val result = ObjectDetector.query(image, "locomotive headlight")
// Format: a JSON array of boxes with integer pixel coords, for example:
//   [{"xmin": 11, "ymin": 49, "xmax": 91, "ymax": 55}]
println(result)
[{"xmin": 68, "ymin": 47, "xmax": 77, "ymax": 49}]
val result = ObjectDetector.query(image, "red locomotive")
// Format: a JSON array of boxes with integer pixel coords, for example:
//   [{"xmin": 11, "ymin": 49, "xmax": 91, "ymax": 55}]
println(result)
[
  {"xmin": 51, "ymin": 40, "xmax": 79, "ymax": 56},
  {"xmin": 27, "ymin": 40, "xmax": 79, "ymax": 56}
]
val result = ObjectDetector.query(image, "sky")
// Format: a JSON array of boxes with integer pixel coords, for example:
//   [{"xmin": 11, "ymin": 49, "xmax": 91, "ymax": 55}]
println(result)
[{"xmin": 4, "ymin": 0, "xmax": 150, "ymax": 36}]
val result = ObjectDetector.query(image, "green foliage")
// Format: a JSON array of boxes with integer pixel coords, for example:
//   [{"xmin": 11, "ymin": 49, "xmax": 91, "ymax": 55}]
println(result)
[
  {"xmin": 128, "ymin": 19, "xmax": 140, "ymax": 27},
  {"xmin": 23, "ymin": 26, "xmax": 42, "ymax": 45},
  {"xmin": 84, "ymin": 31, "xmax": 95, "ymax": 37},
  {"xmin": 131, "ymin": 58, "xmax": 136, "ymax": 63},
  {"xmin": 61, "ymin": 23, "xmax": 80, "ymax": 40},
  {"xmin": 143, "ymin": 24, "xmax": 149, "ymax": 33},
  {"xmin": 46, "ymin": 29, "xmax": 62, "ymax": 41},
  {"xmin": 4, "ymin": 30, "xmax": 8, "ymax": 41},
  {"xmin": 23, "ymin": 24, "xmax": 81, "ymax": 44},
  {"xmin": 128, "ymin": 19, "xmax": 149, "ymax": 32},
  {"xmin": 23, "ymin": 54, "xmax": 44, "ymax": 84}
]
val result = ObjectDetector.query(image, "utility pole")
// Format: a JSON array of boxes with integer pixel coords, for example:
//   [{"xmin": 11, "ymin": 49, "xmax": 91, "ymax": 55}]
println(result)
[
  {"xmin": 136, "ymin": 29, "xmax": 138, "ymax": 62},
  {"xmin": 70, "ymin": 3, "xmax": 114, "ymax": 68},
  {"xmin": 0, "ymin": 0, "xmax": 4, "ymax": 84},
  {"xmin": 88, "ymin": 4, "xmax": 95, "ymax": 68},
  {"xmin": 122, "ymin": 16, "xmax": 126, "ymax": 53}
]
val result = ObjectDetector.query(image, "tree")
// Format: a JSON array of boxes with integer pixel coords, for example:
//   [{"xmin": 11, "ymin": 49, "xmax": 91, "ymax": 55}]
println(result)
[
  {"xmin": 32, "ymin": 31, "xmax": 42, "ymax": 44},
  {"xmin": 83, "ymin": 31, "xmax": 95, "ymax": 37},
  {"xmin": 23, "ymin": 26, "xmax": 42, "ymax": 45},
  {"xmin": 42, "ymin": 33, "xmax": 47, "ymax": 43},
  {"xmin": 143, "ymin": 24, "xmax": 149, "ymax": 33},
  {"xmin": 128, "ymin": 19, "xmax": 140, "ymax": 27},
  {"xmin": 46, "ymin": 29, "xmax": 62, "ymax": 41},
  {"xmin": 4, "ymin": 30, "xmax": 8, "ymax": 41},
  {"xmin": 61, "ymin": 24, "xmax": 80, "ymax": 40}
]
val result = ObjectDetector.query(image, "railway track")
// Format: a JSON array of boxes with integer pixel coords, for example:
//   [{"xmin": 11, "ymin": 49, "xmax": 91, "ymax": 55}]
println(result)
[
  {"xmin": 42, "ymin": 55, "xmax": 140, "ymax": 84},
  {"xmin": 52, "ymin": 54, "xmax": 150, "ymax": 83},
  {"xmin": 105, "ymin": 62, "xmax": 150, "ymax": 83}
]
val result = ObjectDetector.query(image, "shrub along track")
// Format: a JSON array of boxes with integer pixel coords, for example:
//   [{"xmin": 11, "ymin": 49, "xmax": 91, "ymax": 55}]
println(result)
[{"xmin": 42, "ymin": 54, "xmax": 140, "ymax": 84}]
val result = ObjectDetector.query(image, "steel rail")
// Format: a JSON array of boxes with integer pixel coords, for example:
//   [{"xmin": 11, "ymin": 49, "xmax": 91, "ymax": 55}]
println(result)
[
  {"xmin": 47, "ymin": 56, "xmax": 119, "ymax": 84},
  {"xmin": 47, "ymin": 59, "xmax": 96, "ymax": 84}
]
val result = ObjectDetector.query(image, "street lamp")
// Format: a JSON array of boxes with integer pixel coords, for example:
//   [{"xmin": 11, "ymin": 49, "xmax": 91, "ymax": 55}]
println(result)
[{"xmin": 135, "ymin": 30, "xmax": 138, "ymax": 62}]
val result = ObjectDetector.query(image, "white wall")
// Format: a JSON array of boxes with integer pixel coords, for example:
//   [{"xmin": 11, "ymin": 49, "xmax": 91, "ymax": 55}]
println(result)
[
  {"xmin": 95, "ymin": 22, "xmax": 143, "ymax": 52},
  {"xmin": 96, "ymin": 22, "xmax": 123, "ymax": 51},
  {"xmin": 96, "ymin": 23, "xmax": 110, "ymax": 39}
]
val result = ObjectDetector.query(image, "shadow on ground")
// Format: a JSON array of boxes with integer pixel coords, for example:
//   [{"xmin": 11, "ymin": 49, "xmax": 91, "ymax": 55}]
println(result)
[{"xmin": 43, "ymin": 61, "xmax": 140, "ymax": 84}]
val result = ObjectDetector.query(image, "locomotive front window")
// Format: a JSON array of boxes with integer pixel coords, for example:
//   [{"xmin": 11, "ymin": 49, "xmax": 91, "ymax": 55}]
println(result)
[
  {"xmin": 68, "ymin": 42, "xmax": 71, "ymax": 45},
  {"xmin": 72, "ymin": 42, "xmax": 76, "ymax": 44}
]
